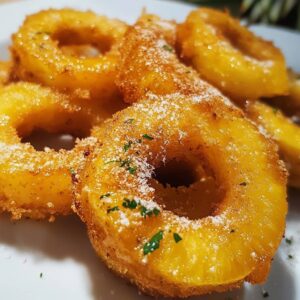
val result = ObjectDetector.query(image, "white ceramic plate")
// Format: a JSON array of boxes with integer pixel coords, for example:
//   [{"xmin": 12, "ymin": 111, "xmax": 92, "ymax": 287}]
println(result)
[{"xmin": 0, "ymin": 0, "xmax": 299, "ymax": 299}]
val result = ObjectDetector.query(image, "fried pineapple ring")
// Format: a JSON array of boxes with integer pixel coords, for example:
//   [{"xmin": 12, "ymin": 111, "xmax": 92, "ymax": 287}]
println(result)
[
  {"xmin": 12, "ymin": 9, "xmax": 127, "ymax": 101},
  {"xmin": 74, "ymin": 16, "xmax": 287, "ymax": 297},
  {"xmin": 117, "ymin": 15, "xmax": 205, "ymax": 104},
  {"xmin": 247, "ymin": 101, "xmax": 300, "ymax": 187},
  {"xmin": 177, "ymin": 8, "xmax": 289, "ymax": 102},
  {"xmin": 0, "ymin": 82, "xmax": 126, "ymax": 220},
  {"xmin": 270, "ymin": 69, "xmax": 300, "ymax": 115},
  {"xmin": 288, "ymin": 70, "xmax": 300, "ymax": 110}
]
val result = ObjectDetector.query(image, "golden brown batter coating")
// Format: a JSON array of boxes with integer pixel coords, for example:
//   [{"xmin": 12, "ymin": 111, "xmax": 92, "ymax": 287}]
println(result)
[
  {"xmin": 0, "ymin": 82, "xmax": 126, "ymax": 220},
  {"xmin": 11, "ymin": 9, "xmax": 127, "ymax": 101},
  {"xmin": 177, "ymin": 8, "xmax": 289, "ymax": 103}
]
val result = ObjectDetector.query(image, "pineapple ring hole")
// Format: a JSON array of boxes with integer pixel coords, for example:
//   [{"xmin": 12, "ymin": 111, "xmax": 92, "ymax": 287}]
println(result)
[
  {"xmin": 60, "ymin": 44, "xmax": 101, "ymax": 58},
  {"xmin": 17, "ymin": 113, "xmax": 92, "ymax": 152},
  {"xmin": 153, "ymin": 159, "xmax": 197, "ymax": 188},
  {"xmin": 21, "ymin": 129, "xmax": 84, "ymax": 151},
  {"xmin": 151, "ymin": 158, "xmax": 224, "ymax": 220},
  {"xmin": 54, "ymin": 28, "xmax": 110, "ymax": 56}
]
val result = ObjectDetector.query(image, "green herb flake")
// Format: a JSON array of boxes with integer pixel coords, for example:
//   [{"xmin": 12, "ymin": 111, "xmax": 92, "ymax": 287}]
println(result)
[
  {"xmin": 118, "ymin": 158, "xmax": 137, "ymax": 174},
  {"xmin": 143, "ymin": 230, "xmax": 164, "ymax": 255},
  {"xmin": 230, "ymin": 229, "xmax": 235, "ymax": 233},
  {"xmin": 152, "ymin": 208, "xmax": 160, "ymax": 216},
  {"xmin": 128, "ymin": 166, "xmax": 137, "ymax": 175},
  {"xmin": 162, "ymin": 44, "xmax": 174, "ymax": 52},
  {"xmin": 123, "ymin": 141, "xmax": 133, "ymax": 152},
  {"xmin": 140, "ymin": 206, "xmax": 160, "ymax": 218},
  {"xmin": 272, "ymin": 107, "xmax": 278, "ymax": 114},
  {"xmin": 124, "ymin": 118, "xmax": 134, "ymax": 124},
  {"xmin": 120, "ymin": 158, "xmax": 131, "ymax": 167},
  {"xmin": 107, "ymin": 206, "xmax": 119, "ymax": 213},
  {"xmin": 122, "ymin": 198, "xmax": 138, "ymax": 209},
  {"xmin": 69, "ymin": 168, "xmax": 76, "ymax": 175},
  {"xmin": 173, "ymin": 233, "xmax": 182, "ymax": 243},
  {"xmin": 142, "ymin": 134, "xmax": 154, "ymax": 140},
  {"xmin": 285, "ymin": 237, "xmax": 293, "ymax": 245},
  {"xmin": 100, "ymin": 193, "xmax": 111, "ymax": 199},
  {"xmin": 288, "ymin": 254, "xmax": 294, "ymax": 259},
  {"xmin": 262, "ymin": 290, "xmax": 269, "ymax": 298},
  {"xmin": 239, "ymin": 182, "xmax": 247, "ymax": 186},
  {"xmin": 40, "ymin": 273, "xmax": 43, "ymax": 278}
]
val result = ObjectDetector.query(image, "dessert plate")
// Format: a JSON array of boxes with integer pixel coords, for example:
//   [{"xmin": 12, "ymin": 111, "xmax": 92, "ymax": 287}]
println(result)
[{"xmin": 0, "ymin": 0, "xmax": 299, "ymax": 299}]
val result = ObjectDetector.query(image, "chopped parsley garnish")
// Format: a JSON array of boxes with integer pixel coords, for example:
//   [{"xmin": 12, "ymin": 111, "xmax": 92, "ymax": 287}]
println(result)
[
  {"xmin": 69, "ymin": 168, "xmax": 76, "ymax": 175},
  {"xmin": 124, "ymin": 118, "xmax": 134, "ymax": 124},
  {"xmin": 123, "ymin": 141, "xmax": 133, "ymax": 152},
  {"xmin": 173, "ymin": 233, "xmax": 182, "ymax": 243},
  {"xmin": 272, "ymin": 107, "xmax": 278, "ymax": 114},
  {"xmin": 262, "ymin": 289, "xmax": 269, "ymax": 298},
  {"xmin": 162, "ymin": 44, "xmax": 174, "ymax": 52},
  {"xmin": 100, "ymin": 193, "xmax": 111, "ymax": 199},
  {"xmin": 239, "ymin": 182, "xmax": 247, "ymax": 186},
  {"xmin": 40, "ymin": 273, "xmax": 43, "ymax": 278},
  {"xmin": 120, "ymin": 159, "xmax": 130, "ymax": 167},
  {"xmin": 119, "ymin": 158, "xmax": 135, "ymax": 173},
  {"xmin": 142, "ymin": 134, "xmax": 154, "ymax": 140},
  {"xmin": 230, "ymin": 229, "xmax": 235, "ymax": 233},
  {"xmin": 143, "ymin": 230, "xmax": 164, "ymax": 255},
  {"xmin": 121, "ymin": 198, "xmax": 160, "ymax": 218},
  {"xmin": 107, "ymin": 206, "xmax": 119, "ymax": 213},
  {"xmin": 288, "ymin": 254, "xmax": 294, "ymax": 259},
  {"xmin": 107, "ymin": 158, "xmax": 137, "ymax": 175},
  {"xmin": 122, "ymin": 198, "xmax": 138, "ymax": 209},
  {"xmin": 285, "ymin": 237, "xmax": 293, "ymax": 245},
  {"xmin": 140, "ymin": 206, "xmax": 160, "ymax": 218},
  {"xmin": 128, "ymin": 166, "xmax": 137, "ymax": 175}
]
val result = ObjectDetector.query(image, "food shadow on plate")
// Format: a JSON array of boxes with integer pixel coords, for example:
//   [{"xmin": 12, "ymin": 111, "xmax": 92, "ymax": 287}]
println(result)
[
  {"xmin": 0, "ymin": 213, "xmax": 241, "ymax": 300},
  {"xmin": 0, "ymin": 212, "xmax": 296, "ymax": 300},
  {"xmin": 0, "ymin": 214, "xmax": 150, "ymax": 300},
  {"xmin": 288, "ymin": 188, "xmax": 300, "ymax": 220}
]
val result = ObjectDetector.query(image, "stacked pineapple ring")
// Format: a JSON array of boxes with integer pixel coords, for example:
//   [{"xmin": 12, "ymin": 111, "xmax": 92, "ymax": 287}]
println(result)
[
  {"xmin": 0, "ymin": 82, "xmax": 108, "ymax": 220},
  {"xmin": 247, "ymin": 101, "xmax": 300, "ymax": 187},
  {"xmin": 177, "ymin": 8, "xmax": 300, "ymax": 187},
  {"xmin": 12, "ymin": 9, "xmax": 127, "ymax": 101},
  {"xmin": 74, "ymin": 15, "xmax": 287, "ymax": 297},
  {"xmin": 177, "ymin": 8, "xmax": 289, "ymax": 103}
]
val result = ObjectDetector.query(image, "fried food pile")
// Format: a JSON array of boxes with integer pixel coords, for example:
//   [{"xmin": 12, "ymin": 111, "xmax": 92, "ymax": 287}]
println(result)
[{"xmin": 0, "ymin": 6, "xmax": 296, "ymax": 297}]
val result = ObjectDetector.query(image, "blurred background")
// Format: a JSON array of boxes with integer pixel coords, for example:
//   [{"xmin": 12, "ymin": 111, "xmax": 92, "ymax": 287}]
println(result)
[{"xmin": 180, "ymin": 0, "xmax": 300, "ymax": 30}]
